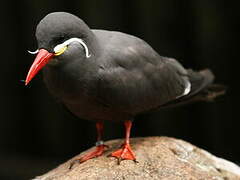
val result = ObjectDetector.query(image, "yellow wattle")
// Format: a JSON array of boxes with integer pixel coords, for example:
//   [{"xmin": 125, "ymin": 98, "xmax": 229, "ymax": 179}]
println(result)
[{"xmin": 55, "ymin": 46, "xmax": 67, "ymax": 56}]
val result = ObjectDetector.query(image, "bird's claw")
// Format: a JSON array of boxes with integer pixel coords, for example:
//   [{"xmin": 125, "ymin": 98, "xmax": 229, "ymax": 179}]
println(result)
[
  {"xmin": 110, "ymin": 143, "xmax": 137, "ymax": 164},
  {"xmin": 69, "ymin": 159, "xmax": 80, "ymax": 169},
  {"xmin": 69, "ymin": 144, "xmax": 107, "ymax": 169}
]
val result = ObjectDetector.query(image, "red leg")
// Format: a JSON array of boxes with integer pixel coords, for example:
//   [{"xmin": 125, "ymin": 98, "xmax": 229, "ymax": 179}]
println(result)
[
  {"xmin": 69, "ymin": 122, "xmax": 108, "ymax": 169},
  {"xmin": 111, "ymin": 120, "xmax": 137, "ymax": 164}
]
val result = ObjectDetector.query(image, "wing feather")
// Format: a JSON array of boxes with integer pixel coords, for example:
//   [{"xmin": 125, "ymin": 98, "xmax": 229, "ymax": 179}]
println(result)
[{"xmin": 94, "ymin": 30, "xmax": 190, "ymax": 114}]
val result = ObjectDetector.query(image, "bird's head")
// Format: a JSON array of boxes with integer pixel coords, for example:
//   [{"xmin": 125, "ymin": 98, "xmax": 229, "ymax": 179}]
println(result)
[{"xmin": 25, "ymin": 12, "xmax": 93, "ymax": 85}]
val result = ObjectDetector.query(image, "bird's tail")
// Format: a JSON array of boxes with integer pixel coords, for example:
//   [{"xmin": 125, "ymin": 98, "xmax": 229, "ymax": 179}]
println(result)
[{"xmin": 159, "ymin": 69, "xmax": 226, "ymax": 109}]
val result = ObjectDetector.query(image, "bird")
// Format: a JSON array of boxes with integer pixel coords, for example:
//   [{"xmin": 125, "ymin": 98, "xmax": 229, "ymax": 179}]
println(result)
[{"xmin": 25, "ymin": 12, "xmax": 225, "ymax": 168}]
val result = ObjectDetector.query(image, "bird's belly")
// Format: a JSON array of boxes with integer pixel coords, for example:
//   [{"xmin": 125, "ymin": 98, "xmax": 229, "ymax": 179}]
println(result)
[
  {"xmin": 43, "ymin": 67, "xmax": 132, "ymax": 122},
  {"xmin": 45, "ymin": 80, "xmax": 131, "ymax": 121},
  {"xmin": 63, "ymin": 99, "xmax": 132, "ymax": 122}
]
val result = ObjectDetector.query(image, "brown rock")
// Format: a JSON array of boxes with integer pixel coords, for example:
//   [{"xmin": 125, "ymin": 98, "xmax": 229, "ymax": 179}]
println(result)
[{"xmin": 33, "ymin": 137, "xmax": 240, "ymax": 180}]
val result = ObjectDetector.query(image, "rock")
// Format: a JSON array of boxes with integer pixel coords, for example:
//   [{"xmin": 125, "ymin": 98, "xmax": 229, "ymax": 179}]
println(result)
[{"xmin": 33, "ymin": 137, "xmax": 240, "ymax": 180}]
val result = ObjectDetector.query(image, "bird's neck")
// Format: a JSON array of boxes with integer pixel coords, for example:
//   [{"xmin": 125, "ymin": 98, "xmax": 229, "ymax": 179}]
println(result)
[
  {"xmin": 43, "ymin": 30, "xmax": 102, "ymax": 102},
  {"xmin": 86, "ymin": 31, "xmax": 102, "ymax": 57},
  {"xmin": 43, "ymin": 55, "xmax": 99, "ymax": 103}
]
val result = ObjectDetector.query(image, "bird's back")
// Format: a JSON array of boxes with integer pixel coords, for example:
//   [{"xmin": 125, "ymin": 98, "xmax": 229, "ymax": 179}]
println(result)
[{"xmin": 92, "ymin": 30, "xmax": 190, "ymax": 116}]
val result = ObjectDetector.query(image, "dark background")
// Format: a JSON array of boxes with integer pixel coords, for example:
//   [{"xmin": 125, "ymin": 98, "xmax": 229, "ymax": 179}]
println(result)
[{"xmin": 0, "ymin": 0, "xmax": 239, "ymax": 179}]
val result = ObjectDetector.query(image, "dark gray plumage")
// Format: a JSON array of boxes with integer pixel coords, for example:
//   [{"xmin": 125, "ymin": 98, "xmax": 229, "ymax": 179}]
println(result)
[
  {"xmin": 26, "ymin": 12, "xmax": 225, "ymax": 165},
  {"xmin": 35, "ymin": 12, "xmax": 223, "ymax": 122}
]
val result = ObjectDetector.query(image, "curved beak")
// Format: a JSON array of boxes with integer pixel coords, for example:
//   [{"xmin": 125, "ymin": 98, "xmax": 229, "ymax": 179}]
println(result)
[{"xmin": 25, "ymin": 49, "xmax": 54, "ymax": 85}]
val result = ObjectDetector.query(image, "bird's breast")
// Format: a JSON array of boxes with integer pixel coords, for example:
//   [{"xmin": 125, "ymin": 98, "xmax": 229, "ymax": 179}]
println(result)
[
  {"xmin": 42, "ymin": 65, "xmax": 132, "ymax": 121},
  {"xmin": 43, "ymin": 65, "xmax": 86, "ymax": 103}
]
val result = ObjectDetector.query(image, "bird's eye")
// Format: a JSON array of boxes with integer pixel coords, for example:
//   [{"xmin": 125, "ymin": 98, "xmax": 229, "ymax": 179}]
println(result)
[{"xmin": 53, "ymin": 35, "xmax": 66, "ymax": 44}]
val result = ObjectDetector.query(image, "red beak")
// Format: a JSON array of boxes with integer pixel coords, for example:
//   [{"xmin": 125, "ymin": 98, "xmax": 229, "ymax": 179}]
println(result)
[{"xmin": 25, "ymin": 49, "xmax": 54, "ymax": 85}]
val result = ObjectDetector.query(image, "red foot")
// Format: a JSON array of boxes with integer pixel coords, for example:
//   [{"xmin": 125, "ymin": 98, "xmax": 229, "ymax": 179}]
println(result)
[
  {"xmin": 111, "ymin": 143, "xmax": 137, "ymax": 164},
  {"xmin": 69, "ymin": 144, "xmax": 108, "ymax": 169}
]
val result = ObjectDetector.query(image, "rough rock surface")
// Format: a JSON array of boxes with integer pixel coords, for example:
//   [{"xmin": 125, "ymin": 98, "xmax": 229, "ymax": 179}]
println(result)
[{"xmin": 34, "ymin": 137, "xmax": 240, "ymax": 180}]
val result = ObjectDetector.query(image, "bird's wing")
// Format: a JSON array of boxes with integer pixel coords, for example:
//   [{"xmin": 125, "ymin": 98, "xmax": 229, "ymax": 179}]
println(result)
[
  {"xmin": 95, "ymin": 31, "xmax": 190, "ymax": 114},
  {"xmin": 153, "ymin": 69, "xmax": 225, "ymax": 110}
]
